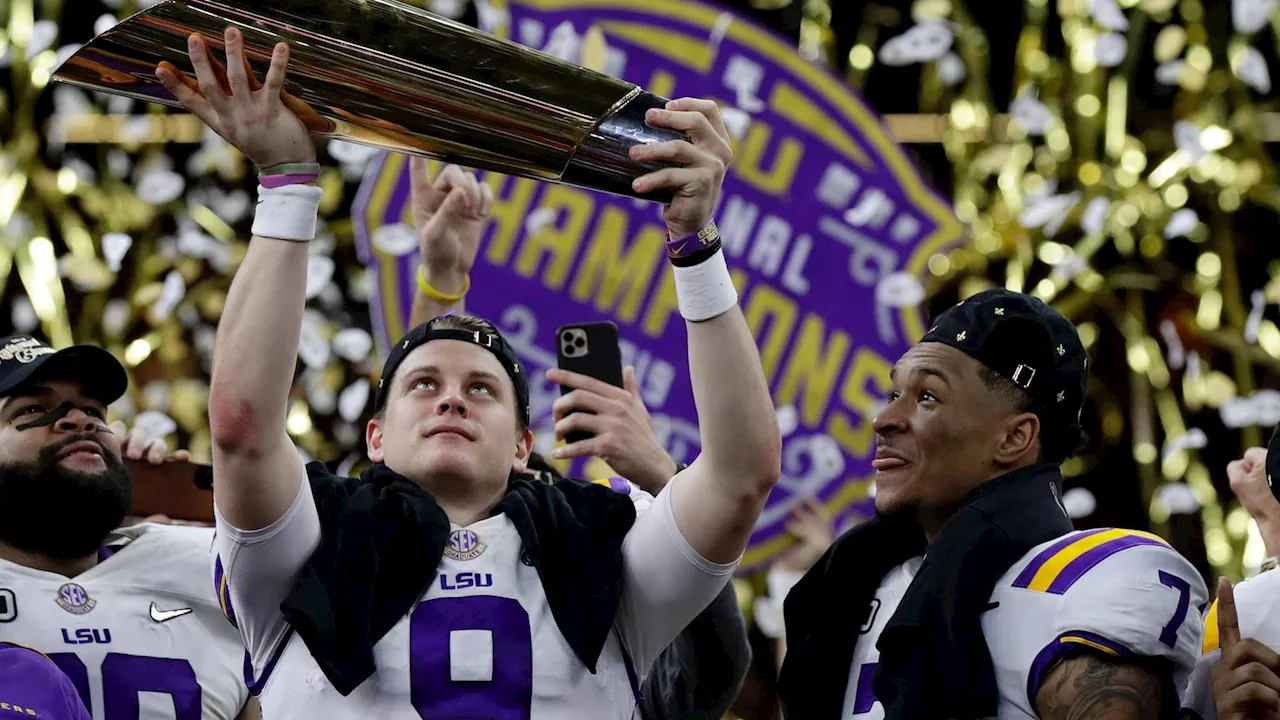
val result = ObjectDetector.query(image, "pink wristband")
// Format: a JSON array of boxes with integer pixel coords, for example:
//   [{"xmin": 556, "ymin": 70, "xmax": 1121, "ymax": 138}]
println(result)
[{"xmin": 259, "ymin": 173, "xmax": 319, "ymax": 188}]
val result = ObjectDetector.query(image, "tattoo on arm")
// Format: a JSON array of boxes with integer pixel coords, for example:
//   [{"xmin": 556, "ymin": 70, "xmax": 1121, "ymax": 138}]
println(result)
[{"xmin": 1035, "ymin": 654, "xmax": 1165, "ymax": 720}]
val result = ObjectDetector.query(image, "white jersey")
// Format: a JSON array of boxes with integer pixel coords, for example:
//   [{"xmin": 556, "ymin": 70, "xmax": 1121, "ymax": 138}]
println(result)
[
  {"xmin": 212, "ymin": 468, "xmax": 735, "ymax": 719},
  {"xmin": 984, "ymin": 529, "xmax": 1206, "ymax": 718},
  {"xmin": 841, "ymin": 556, "xmax": 924, "ymax": 719},
  {"xmin": 1180, "ymin": 568, "xmax": 1280, "ymax": 719},
  {"xmin": 842, "ymin": 529, "xmax": 1206, "ymax": 719},
  {"xmin": 0, "ymin": 524, "xmax": 249, "ymax": 720}
]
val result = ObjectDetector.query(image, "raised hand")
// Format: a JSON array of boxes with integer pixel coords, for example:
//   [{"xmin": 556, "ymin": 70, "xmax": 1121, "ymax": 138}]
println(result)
[
  {"xmin": 1212, "ymin": 577, "xmax": 1280, "ymax": 719},
  {"xmin": 411, "ymin": 159, "xmax": 492, "ymax": 294},
  {"xmin": 630, "ymin": 98, "xmax": 733, "ymax": 240},
  {"xmin": 155, "ymin": 28, "xmax": 316, "ymax": 169},
  {"xmin": 1227, "ymin": 448, "xmax": 1280, "ymax": 557},
  {"xmin": 110, "ymin": 421, "xmax": 192, "ymax": 466},
  {"xmin": 547, "ymin": 366, "xmax": 678, "ymax": 494},
  {"xmin": 775, "ymin": 498, "xmax": 836, "ymax": 572}
]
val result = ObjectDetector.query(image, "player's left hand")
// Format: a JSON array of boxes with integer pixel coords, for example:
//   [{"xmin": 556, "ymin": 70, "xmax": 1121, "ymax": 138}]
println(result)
[
  {"xmin": 630, "ymin": 98, "xmax": 732, "ymax": 240},
  {"xmin": 1212, "ymin": 577, "xmax": 1280, "ymax": 719},
  {"xmin": 547, "ymin": 366, "xmax": 678, "ymax": 494},
  {"xmin": 111, "ymin": 421, "xmax": 192, "ymax": 466},
  {"xmin": 775, "ymin": 499, "xmax": 835, "ymax": 572}
]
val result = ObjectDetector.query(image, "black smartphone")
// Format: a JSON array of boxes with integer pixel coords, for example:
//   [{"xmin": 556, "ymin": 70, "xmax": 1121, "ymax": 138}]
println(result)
[
  {"xmin": 556, "ymin": 321, "xmax": 624, "ymax": 445},
  {"xmin": 126, "ymin": 458, "xmax": 214, "ymax": 524}
]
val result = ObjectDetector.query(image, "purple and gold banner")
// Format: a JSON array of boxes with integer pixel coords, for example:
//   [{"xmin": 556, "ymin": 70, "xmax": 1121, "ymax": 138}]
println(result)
[{"xmin": 354, "ymin": 0, "xmax": 962, "ymax": 572}]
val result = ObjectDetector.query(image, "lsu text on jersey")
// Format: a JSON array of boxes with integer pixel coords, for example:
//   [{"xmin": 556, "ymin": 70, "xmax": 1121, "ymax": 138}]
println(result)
[{"xmin": 0, "ymin": 524, "xmax": 248, "ymax": 720}]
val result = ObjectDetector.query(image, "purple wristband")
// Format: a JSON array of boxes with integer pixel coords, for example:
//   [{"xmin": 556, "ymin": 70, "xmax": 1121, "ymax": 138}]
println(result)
[{"xmin": 259, "ymin": 173, "xmax": 319, "ymax": 188}]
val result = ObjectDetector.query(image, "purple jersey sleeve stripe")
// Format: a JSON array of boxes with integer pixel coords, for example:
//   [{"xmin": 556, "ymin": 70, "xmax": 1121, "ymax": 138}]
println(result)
[
  {"xmin": 607, "ymin": 477, "xmax": 630, "ymax": 495},
  {"xmin": 1012, "ymin": 529, "xmax": 1108, "ymax": 589},
  {"xmin": 243, "ymin": 629, "xmax": 294, "ymax": 696},
  {"xmin": 1044, "ymin": 535, "xmax": 1169, "ymax": 595},
  {"xmin": 213, "ymin": 555, "xmax": 237, "ymax": 626},
  {"xmin": 1026, "ymin": 631, "xmax": 1133, "ymax": 708}
]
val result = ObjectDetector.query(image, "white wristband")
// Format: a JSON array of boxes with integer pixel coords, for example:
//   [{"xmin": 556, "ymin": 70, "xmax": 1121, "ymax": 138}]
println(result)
[
  {"xmin": 672, "ymin": 249, "xmax": 738, "ymax": 321},
  {"xmin": 251, "ymin": 184, "xmax": 323, "ymax": 242}
]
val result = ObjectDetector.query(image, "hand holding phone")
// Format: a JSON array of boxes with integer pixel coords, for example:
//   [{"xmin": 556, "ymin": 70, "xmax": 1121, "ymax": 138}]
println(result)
[
  {"xmin": 554, "ymin": 322, "xmax": 624, "ymax": 445},
  {"xmin": 126, "ymin": 458, "xmax": 214, "ymax": 524}
]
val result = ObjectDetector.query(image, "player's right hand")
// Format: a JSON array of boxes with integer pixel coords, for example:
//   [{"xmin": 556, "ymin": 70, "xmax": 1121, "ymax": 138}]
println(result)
[
  {"xmin": 411, "ymin": 160, "xmax": 492, "ymax": 294},
  {"xmin": 1212, "ymin": 577, "xmax": 1280, "ymax": 719},
  {"xmin": 1227, "ymin": 447, "xmax": 1280, "ymax": 557},
  {"xmin": 155, "ymin": 27, "xmax": 316, "ymax": 169}
]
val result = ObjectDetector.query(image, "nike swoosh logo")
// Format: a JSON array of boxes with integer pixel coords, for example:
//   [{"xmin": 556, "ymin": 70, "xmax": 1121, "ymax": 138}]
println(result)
[
  {"xmin": 979, "ymin": 601, "xmax": 1000, "ymax": 614},
  {"xmin": 149, "ymin": 602, "xmax": 194, "ymax": 623}
]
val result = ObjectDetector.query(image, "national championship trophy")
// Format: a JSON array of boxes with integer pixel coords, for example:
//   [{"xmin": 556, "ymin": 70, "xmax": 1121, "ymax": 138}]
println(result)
[{"xmin": 52, "ymin": 0, "xmax": 685, "ymax": 201}]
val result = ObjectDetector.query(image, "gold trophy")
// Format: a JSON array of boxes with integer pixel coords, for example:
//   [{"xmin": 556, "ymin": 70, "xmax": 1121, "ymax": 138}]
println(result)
[{"xmin": 52, "ymin": 0, "xmax": 684, "ymax": 201}]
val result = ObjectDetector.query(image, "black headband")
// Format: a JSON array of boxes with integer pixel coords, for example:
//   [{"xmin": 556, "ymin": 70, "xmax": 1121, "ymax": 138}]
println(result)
[{"xmin": 373, "ymin": 320, "xmax": 531, "ymax": 426}]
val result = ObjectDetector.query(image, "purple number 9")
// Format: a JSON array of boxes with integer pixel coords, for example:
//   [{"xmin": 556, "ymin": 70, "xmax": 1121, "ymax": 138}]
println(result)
[
  {"xmin": 48, "ymin": 653, "xmax": 201, "ymax": 720},
  {"xmin": 410, "ymin": 596, "xmax": 533, "ymax": 720}
]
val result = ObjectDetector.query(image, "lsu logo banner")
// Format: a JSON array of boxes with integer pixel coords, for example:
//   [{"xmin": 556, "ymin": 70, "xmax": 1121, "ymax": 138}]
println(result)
[{"xmin": 354, "ymin": 0, "xmax": 962, "ymax": 572}]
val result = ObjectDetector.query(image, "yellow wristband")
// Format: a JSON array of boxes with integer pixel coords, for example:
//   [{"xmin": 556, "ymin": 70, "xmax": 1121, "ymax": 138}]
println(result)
[{"xmin": 417, "ymin": 266, "xmax": 469, "ymax": 302}]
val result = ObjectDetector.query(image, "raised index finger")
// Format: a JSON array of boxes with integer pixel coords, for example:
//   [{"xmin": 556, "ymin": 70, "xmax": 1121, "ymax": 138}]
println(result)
[{"xmin": 1218, "ymin": 576, "xmax": 1241, "ymax": 654}]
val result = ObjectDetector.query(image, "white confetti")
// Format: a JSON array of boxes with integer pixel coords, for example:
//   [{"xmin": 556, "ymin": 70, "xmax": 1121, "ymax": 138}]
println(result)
[
  {"xmin": 54, "ymin": 44, "xmax": 81, "ymax": 69},
  {"xmin": 937, "ymin": 52, "xmax": 966, "ymax": 86},
  {"xmin": 1009, "ymin": 94, "xmax": 1054, "ymax": 136},
  {"xmin": 136, "ymin": 169, "xmax": 186, "ymax": 205},
  {"xmin": 1245, "ymin": 290, "xmax": 1266, "ymax": 343},
  {"xmin": 121, "ymin": 116, "xmax": 153, "ymax": 144},
  {"xmin": 1235, "ymin": 46, "xmax": 1271, "ymax": 93},
  {"xmin": 775, "ymin": 405, "xmax": 799, "ymax": 437},
  {"xmin": 427, "ymin": 0, "xmax": 467, "ymax": 18},
  {"xmin": 107, "ymin": 150, "xmax": 131, "ymax": 178},
  {"xmin": 1154, "ymin": 482, "xmax": 1200, "ymax": 515},
  {"xmin": 875, "ymin": 272, "xmax": 926, "ymax": 309},
  {"xmin": 211, "ymin": 189, "xmax": 251, "ymax": 224},
  {"xmin": 879, "ymin": 22, "xmax": 953, "ymax": 65},
  {"xmin": 152, "ymin": 270, "xmax": 186, "ymax": 320},
  {"xmin": 339, "ymin": 380, "xmax": 371, "ymax": 423},
  {"xmin": 328, "ymin": 140, "xmax": 381, "ymax": 167},
  {"xmin": 1221, "ymin": 389, "xmax": 1280, "ymax": 429},
  {"xmin": 298, "ymin": 311, "xmax": 332, "ymax": 370},
  {"xmin": 1081, "ymin": 196, "xmax": 1110, "ymax": 235},
  {"xmin": 94, "ymin": 14, "xmax": 118, "ymax": 36},
  {"xmin": 371, "ymin": 223, "xmax": 418, "ymax": 257},
  {"xmin": 102, "ymin": 298, "xmax": 131, "ymax": 337},
  {"xmin": 524, "ymin": 207, "xmax": 558, "ymax": 236},
  {"xmin": 107, "ymin": 95, "xmax": 134, "ymax": 114},
  {"xmin": 1062, "ymin": 487, "xmax": 1097, "ymax": 519},
  {"xmin": 142, "ymin": 382, "xmax": 171, "ymax": 412},
  {"xmin": 26, "ymin": 20, "xmax": 58, "ymax": 61},
  {"xmin": 333, "ymin": 328, "xmax": 374, "ymax": 363},
  {"xmin": 1158, "ymin": 319, "xmax": 1186, "ymax": 369},
  {"xmin": 1018, "ymin": 191, "xmax": 1080, "ymax": 237},
  {"xmin": 474, "ymin": 0, "xmax": 511, "ymax": 35},
  {"xmin": 1162, "ymin": 428, "xmax": 1208, "ymax": 460},
  {"xmin": 1091, "ymin": 0, "xmax": 1129, "ymax": 30},
  {"xmin": 1155, "ymin": 60, "xmax": 1186, "ymax": 86},
  {"xmin": 1233, "ymin": 0, "xmax": 1276, "ymax": 34},
  {"xmin": 133, "ymin": 410, "xmax": 178, "ymax": 441},
  {"xmin": 306, "ymin": 255, "xmax": 336, "ymax": 300},
  {"xmin": 719, "ymin": 107, "xmax": 751, "ymax": 139},
  {"xmin": 1094, "ymin": 32, "xmax": 1127, "ymax": 67},
  {"xmin": 1164, "ymin": 207, "xmax": 1199, "ymax": 238},
  {"xmin": 102, "ymin": 232, "xmax": 132, "ymax": 272},
  {"xmin": 11, "ymin": 296, "xmax": 37, "ymax": 333},
  {"xmin": 52, "ymin": 86, "xmax": 92, "ymax": 115},
  {"xmin": 1173, "ymin": 121, "xmax": 1207, "ymax": 162}
]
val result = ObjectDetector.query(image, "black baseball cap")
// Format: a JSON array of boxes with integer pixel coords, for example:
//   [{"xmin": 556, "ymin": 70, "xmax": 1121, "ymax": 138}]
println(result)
[
  {"xmin": 0, "ymin": 334, "xmax": 128, "ymax": 405},
  {"xmin": 373, "ymin": 316, "xmax": 530, "ymax": 426},
  {"xmin": 921, "ymin": 289, "xmax": 1089, "ymax": 437}
]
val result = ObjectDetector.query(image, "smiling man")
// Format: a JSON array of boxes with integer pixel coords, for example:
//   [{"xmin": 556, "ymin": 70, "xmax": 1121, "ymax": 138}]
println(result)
[
  {"xmin": 778, "ymin": 289, "xmax": 1206, "ymax": 720},
  {"xmin": 0, "ymin": 334, "xmax": 253, "ymax": 720}
]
